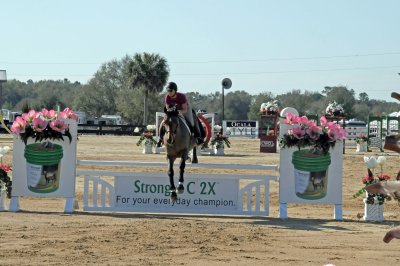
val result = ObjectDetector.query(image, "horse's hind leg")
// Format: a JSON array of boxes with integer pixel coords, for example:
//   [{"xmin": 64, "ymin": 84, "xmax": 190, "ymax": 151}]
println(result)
[
  {"xmin": 177, "ymin": 156, "xmax": 186, "ymax": 194},
  {"xmin": 168, "ymin": 157, "xmax": 177, "ymax": 202}
]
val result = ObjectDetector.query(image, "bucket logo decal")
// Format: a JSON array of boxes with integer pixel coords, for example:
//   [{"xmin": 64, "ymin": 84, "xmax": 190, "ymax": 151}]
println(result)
[
  {"xmin": 24, "ymin": 142, "xmax": 63, "ymax": 193},
  {"xmin": 292, "ymin": 149, "xmax": 331, "ymax": 200}
]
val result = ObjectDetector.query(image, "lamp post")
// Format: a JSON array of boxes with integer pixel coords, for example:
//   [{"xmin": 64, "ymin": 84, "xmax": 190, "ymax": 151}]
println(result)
[
  {"xmin": 221, "ymin": 78, "xmax": 232, "ymax": 123},
  {"xmin": 0, "ymin": 70, "xmax": 6, "ymax": 109}
]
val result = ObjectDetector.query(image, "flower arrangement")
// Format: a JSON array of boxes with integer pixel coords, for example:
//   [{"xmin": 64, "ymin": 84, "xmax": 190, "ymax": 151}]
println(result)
[
  {"xmin": 210, "ymin": 134, "xmax": 231, "ymax": 149},
  {"xmin": 11, "ymin": 108, "xmax": 78, "ymax": 145},
  {"xmin": 0, "ymin": 146, "xmax": 12, "ymax": 198},
  {"xmin": 136, "ymin": 125, "xmax": 157, "ymax": 147},
  {"xmin": 210, "ymin": 125, "xmax": 231, "ymax": 149},
  {"xmin": 355, "ymin": 134, "xmax": 368, "ymax": 144},
  {"xmin": 260, "ymin": 100, "xmax": 279, "ymax": 115},
  {"xmin": 353, "ymin": 156, "xmax": 391, "ymax": 205},
  {"xmin": 325, "ymin": 101, "xmax": 344, "ymax": 116},
  {"xmin": 279, "ymin": 112, "xmax": 346, "ymax": 154}
]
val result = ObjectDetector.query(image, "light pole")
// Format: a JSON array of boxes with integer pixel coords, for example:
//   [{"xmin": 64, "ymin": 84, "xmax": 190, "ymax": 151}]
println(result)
[
  {"xmin": 221, "ymin": 78, "xmax": 232, "ymax": 123},
  {"xmin": 0, "ymin": 70, "xmax": 6, "ymax": 109}
]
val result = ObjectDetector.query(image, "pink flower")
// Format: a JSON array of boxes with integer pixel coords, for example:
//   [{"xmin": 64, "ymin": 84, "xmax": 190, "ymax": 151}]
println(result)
[
  {"xmin": 21, "ymin": 110, "xmax": 38, "ymax": 123},
  {"xmin": 11, "ymin": 117, "xmax": 27, "ymax": 134},
  {"xmin": 50, "ymin": 119, "xmax": 68, "ymax": 133},
  {"xmin": 40, "ymin": 108, "xmax": 57, "ymax": 121},
  {"xmin": 306, "ymin": 125, "xmax": 321, "ymax": 140},
  {"xmin": 285, "ymin": 113, "xmax": 299, "ymax": 125},
  {"xmin": 289, "ymin": 126, "xmax": 305, "ymax": 139},
  {"xmin": 32, "ymin": 117, "xmax": 48, "ymax": 132},
  {"xmin": 60, "ymin": 108, "xmax": 78, "ymax": 121}
]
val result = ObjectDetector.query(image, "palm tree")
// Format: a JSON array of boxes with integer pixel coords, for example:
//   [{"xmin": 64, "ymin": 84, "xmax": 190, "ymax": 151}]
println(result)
[{"xmin": 128, "ymin": 52, "xmax": 169, "ymax": 125}]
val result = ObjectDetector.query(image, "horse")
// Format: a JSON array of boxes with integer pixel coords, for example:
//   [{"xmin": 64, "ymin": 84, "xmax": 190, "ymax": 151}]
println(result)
[{"xmin": 162, "ymin": 106, "xmax": 198, "ymax": 202}]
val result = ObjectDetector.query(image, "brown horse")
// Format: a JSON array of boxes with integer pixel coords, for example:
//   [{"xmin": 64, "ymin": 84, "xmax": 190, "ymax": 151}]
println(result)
[{"xmin": 162, "ymin": 106, "xmax": 198, "ymax": 202}]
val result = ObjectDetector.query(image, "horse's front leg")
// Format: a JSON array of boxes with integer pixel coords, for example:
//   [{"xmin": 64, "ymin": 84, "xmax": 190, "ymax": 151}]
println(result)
[
  {"xmin": 177, "ymin": 155, "xmax": 186, "ymax": 194},
  {"xmin": 167, "ymin": 156, "xmax": 177, "ymax": 202}
]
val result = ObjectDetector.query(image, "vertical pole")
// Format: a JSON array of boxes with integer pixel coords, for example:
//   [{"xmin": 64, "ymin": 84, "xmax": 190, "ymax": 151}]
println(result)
[{"xmin": 221, "ymin": 86, "xmax": 224, "ymax": 134}]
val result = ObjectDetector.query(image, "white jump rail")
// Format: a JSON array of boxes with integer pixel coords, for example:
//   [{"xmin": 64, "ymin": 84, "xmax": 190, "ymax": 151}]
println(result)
[{"xmin": 77, "ymin": 160, "xmax": 278, "ymax": 216}]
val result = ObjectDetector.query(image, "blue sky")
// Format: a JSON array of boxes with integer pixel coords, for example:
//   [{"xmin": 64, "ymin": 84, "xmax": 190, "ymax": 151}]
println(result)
[{"xmin": 1, "ymin": 0, "xmax": 400, "ymax": 102}]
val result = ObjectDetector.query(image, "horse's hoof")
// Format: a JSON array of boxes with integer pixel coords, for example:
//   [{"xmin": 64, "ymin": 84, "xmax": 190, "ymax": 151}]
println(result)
[
  {"xmin": 170, "ymin": 191, "xmax": 178, "ymax": 203},
  {"xmin": 177, "ymin": 184, "xmax": 184, "ymax": 194}
]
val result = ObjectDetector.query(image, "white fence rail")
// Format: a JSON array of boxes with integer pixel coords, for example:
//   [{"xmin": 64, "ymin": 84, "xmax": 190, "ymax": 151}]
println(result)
[{"xmin": 77, "ymin": 160, "xmax": 278, "ymax": 216}]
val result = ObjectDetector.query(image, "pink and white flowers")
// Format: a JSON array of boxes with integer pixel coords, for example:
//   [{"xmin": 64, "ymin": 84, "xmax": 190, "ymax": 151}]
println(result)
[
  {"xmin": 279, "ymin": 112, "xmax": 346, "ymax": 154},
  {"xmin": 11, "ymin": 108, "xmax": 78, "ymax": 144}
]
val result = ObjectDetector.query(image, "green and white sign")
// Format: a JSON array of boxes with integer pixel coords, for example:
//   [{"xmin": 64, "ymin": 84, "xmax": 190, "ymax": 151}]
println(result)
[{"xmin": 114, "ymin": 175, "xmax": 239, "ymax": 211}]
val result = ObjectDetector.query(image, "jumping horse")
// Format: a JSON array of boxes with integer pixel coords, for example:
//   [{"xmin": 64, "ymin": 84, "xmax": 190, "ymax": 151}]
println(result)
[{"xmin": 162, "ymin": 106, "xmax": 198, "ymax": 202}]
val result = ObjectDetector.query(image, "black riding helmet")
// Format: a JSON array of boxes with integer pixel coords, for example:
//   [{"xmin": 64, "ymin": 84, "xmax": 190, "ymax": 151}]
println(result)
[{"xmin": 166, "ymin": 82, "xmax": 178, "ymax": 92}]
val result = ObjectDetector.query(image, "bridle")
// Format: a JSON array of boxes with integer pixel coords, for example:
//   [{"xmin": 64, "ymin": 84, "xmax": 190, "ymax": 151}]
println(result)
[{"xmin": 164, "ymin": 113, "xmax": 180, "ymax": 144}]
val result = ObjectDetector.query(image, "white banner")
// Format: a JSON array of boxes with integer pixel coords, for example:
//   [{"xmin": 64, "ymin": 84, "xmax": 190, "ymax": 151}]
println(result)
[{"xmin": 114, "ymin": 175, "xmax": 239, "ymax": 211}]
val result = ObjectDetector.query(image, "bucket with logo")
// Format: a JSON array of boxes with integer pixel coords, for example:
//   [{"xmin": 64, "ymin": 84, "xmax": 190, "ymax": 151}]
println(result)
[
  {"xmin": 292, "ymin": 149, "xmax": 331, "ymax": 200},
  {"xmin": 24, "ymin": 142, "xmax": 63, "ymax": 193}
]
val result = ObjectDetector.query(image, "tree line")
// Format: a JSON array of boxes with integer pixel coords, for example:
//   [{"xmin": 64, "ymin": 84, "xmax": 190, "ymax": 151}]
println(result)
[{"xmin": 2, "ymin": 53, "xmax": 399, "ymax": 125}]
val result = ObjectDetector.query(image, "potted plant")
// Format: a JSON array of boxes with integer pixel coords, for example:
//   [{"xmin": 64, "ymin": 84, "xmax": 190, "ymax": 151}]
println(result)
[
  {"xmin": 279, "ymin": 112, "xmax": 346, "ymax": 199},
  {"xmin": 260, "ymin": 100, "xmax": 280, "ymax": 115},
  {"xmin": 325, "ymin": 101, "xmax": 345, "ymax": 117},
  {"xmin": 0, "ymin": 145, "xmax": 12, "ymax": 210},
  {"xmin": 10, "ymin": 108, "xmax": 78, "ymax": 193},
  {"xmin": 355, "ymin": 134, "xmax": 369, "ymax": 152},
  {"xmin": 353, "ymin": 156, "xmax": 391, "ymax": 221},
  {"xmin": 210, "ymin": 125, "xmax": 231, "ymax": 155},
  {"xmin": 136, "ymin": 125, "xmax": 157, "ymax": 154}
]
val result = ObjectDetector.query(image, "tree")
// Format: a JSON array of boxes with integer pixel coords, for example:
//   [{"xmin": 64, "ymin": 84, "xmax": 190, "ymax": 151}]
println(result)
[
  {"xmin": 359, "ymin": 92, "xmax": 369, "ymax": 102},
  {"xmin": 324, "ymin": 86, "xmax": 356, "ymax": 118},
  {"xmin": 248, "ymin": 92, "xmax": 275, "ymax": 120},
  {"xmin": 128, "ymin": 53, "xmax": 169, "ymax": 125},
  {"xmin": 224, "ymin": 90, "xmax": 252, "ymax": 120}
]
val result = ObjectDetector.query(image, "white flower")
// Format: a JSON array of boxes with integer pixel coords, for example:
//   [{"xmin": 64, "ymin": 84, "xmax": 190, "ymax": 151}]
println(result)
[
  {"xmin": 134, "ymin": 127, "xmax": 140, "ymax": 133},
  {"xmin": 377, "ymin": 156, "xmax": 386, "ymax": 166},
  {"xmin": 260, "ymin": 102, "xmax": 267, "ymax": 111},
  {"xmin": 325, "ymin": 101, "xmax": 344, "ymax": 114},
  {"xmin": 0, "ymin": 146, "xmax": 10, "ymax": 158},
  {"xmin": 146, "ymin": 125, "xmax": 156, "ymax": 132},
  {"xmin": 214, "ymin": 125, "xmax": 222, "ymax": 133},
  {"xmin": 364, "ymin": 156, "xmax": 378, "ymax": 169}
]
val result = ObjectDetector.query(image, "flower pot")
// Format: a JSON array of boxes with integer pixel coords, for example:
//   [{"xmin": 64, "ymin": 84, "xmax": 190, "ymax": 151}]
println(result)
[
  {"xmin": 356, "ymin": 142, "xmax": 368, "ymax": 152},
  {"xmin": 142, "ymin": 144, "xmax": 153, "ymax": 154},
  {"xmin": 363, "ymin": 198, "xmax": 384, "ymax": 222},
  {"xmin": 292, "ymin": 149, "xmax": 331, "ymax": 200},
  {"xmin": 0, "ymin": 189, "xmax": 6, "ymax": 211},
  {"xmin": 213, "ymin": 145, "xmax": 225, "ymax": 156},
  {"xmin": 24, "ymin": 142, "xmax": 63, "ymax": 193}
]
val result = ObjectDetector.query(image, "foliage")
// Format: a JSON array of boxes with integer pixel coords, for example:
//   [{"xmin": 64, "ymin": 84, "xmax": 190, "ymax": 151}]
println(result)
[
  {"xmin": 136, "ymin": 125, "xmax": 157, "ymax": 147},
  {"xmin": 355, "ymin": 134, "xmax": 368, "ymax": 144},
  {"xmin": 210, "ymin": 125, "xmax": 231, "ymax": 149},
  {"xmin": 279, "ymin": 112, "xmax": 346, "ymax": 154},
  {"xmin": 353, "ymin": 156, "xmax": 391, "ymax": 205},
  {"xmin": 128, "ymin": 52, "xmax": 169, "ymax": 124},
  {"xmin": 0, "ymin": 146, "xmax": 12, "ymax": 199},
  {"xmin": 0, "ymin": 164, "xmax": 12, "ymax": 199},
  {"xmin": 210, "ymin": 134, "xmax": 231, "ymax": 149},
  {"xmin": 11, "ymin": 108, "xmax": 78, "ymax": 145}
]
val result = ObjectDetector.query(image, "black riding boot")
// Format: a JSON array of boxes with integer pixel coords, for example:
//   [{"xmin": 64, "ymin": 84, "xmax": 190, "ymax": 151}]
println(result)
[{"xmin": 157, "ymin": 127, "xmax": 165, "ymax": 147}]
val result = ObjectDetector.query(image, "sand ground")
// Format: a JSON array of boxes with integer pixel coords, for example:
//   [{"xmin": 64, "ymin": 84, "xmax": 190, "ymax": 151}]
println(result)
[{"xmin": 1, "ymin": 135, "xmax": 400, "ymax": 266}]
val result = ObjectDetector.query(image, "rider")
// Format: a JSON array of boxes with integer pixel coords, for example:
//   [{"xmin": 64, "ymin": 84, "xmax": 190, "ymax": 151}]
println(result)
[{"xmin": 157, "ymin": 82, "xmax": 204, "ymax": 147}]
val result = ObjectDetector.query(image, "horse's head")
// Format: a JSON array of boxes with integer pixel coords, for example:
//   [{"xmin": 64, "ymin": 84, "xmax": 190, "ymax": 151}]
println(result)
[{"xmin": 163, "ymin": 106, "xmax": 180, "ymax": 145}]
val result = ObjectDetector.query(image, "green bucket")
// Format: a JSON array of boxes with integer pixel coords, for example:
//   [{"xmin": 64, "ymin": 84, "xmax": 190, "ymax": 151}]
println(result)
[
  {"xmin": 24, "ymin": 142, "xmax": 63, "ymax": 193},
  {"xmin": 292, "ymin": 149, "xmax": 331, "ymax": 200}
]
